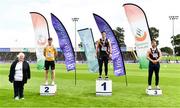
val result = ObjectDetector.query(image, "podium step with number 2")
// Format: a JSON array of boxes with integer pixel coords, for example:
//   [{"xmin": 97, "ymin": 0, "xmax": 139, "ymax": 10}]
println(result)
[
  {"xmin": 96, "ymin": 80, "xmax": 112, "ymax": 96},
  {"xmin": 40, "ymin": 84, "xmax": 57, "ymax": 96}
]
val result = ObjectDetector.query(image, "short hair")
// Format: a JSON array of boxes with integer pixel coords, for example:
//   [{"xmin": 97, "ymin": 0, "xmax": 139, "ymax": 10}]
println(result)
[
  {"xmin": 48, "ymin": 37, "xmax": 53, "ymax": 41},
  {"xmin": 101, "ymin": 31, "xmax": 106, "ymax": 33},
  {"xmin": 17, "ymin": 52, "xmax": 25, "ymax": 58},
  {"xmin": 151, "ymin": 39, "xmax": 157, "ymax": 43}
]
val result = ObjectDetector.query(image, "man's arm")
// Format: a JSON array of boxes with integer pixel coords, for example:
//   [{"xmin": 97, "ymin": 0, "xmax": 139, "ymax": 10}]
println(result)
[
  {"xmin": 54, "ymin": 48, "xmax": 58, "ymax": 57},
  {"xmin": 43, "ymin": 48, "xmax": 46, "ymax": 57},
  {"xmin": 146, "ymin": 49, "xmax": 154, "ymax": 62},
  {"xmin": 156, "ymin": 49, "xmax": 162, "ymax": 62},
  {"xmin": 108, "ymin": 40, "xmax": 112, "ymax": 54},
  {"xmin": 96, "ymin": 40, "xmax": 99, "ymax": 57}
]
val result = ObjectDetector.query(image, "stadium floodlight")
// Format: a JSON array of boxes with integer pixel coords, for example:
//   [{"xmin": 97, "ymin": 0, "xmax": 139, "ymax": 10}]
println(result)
[
  {"xmin": 72, "ymin": 17, "xmax": 79, "ymax": 85},
  {"xmin": 169, "ymin": 16, "xmax": 179, "ymax": 56}
]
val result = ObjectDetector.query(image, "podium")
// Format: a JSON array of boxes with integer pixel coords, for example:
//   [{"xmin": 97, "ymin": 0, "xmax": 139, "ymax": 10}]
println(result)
[
  {"xmin": 40, "ymin": 84, "xmax": 57, "ymax": 96},
  {"xmin": 146, "ymin": 89, "xmax": 162, "ymax": 96},
  {"xmin": 96, "ymin": 80, "xmax": 112, "ymax": 96}
]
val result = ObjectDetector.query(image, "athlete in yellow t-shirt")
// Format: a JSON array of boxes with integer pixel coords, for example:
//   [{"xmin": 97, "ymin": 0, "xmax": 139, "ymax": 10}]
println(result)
[{"xmin": 44, "ymin": 37, "xmax": 57, "ymax": 85}]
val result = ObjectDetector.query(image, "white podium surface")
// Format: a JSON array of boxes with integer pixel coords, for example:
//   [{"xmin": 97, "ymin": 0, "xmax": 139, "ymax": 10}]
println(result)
[
  {"xmin": 146, "ymin": 89, "xmax": 162, "ymax": 96},
  {"xmin": 40, "ymin": 84, "xmax": 57, "ymax": 96},
  {"xmin": 96, "ymin": 80, "xmax": 112, "ymax": 96}
]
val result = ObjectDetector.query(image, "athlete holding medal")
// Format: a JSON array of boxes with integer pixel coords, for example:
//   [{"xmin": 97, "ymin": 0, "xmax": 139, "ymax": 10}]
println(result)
[
  {"xmin": 96, "ymin": 31, "xmax": 112, "ymax": 80},
  {"xmin": 44, "ymin": 37, "xmax": 57, "ymax": 85}
]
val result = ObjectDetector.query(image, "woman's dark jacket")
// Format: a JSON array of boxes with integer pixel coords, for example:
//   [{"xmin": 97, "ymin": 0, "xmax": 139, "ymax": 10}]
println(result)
[{"xmin": 9, "ymin": 60, "xmax": 31, "ymax": 84}]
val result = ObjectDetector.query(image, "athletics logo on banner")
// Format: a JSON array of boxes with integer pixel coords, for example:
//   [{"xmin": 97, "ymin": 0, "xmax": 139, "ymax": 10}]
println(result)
[{"xmin": 124, "ymin": 3, "xmax": 151, "ymax": 69}]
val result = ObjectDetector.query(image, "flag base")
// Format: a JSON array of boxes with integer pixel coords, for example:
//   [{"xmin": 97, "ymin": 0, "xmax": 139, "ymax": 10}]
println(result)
[
  {"xmin": 96, "ymin": 79, "xmax": 112, "ymax": 96},
  {"xmin": 40, "ymin": 84, "xmax": 57, "ymax": 96},
  {"xmin": 146, "ymin": 89, "xmax": 162, "ymax": 96}
]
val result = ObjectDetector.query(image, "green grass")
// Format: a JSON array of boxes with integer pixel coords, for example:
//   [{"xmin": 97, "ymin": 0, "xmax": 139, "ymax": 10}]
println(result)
[
  {"xmin": 161, "ymin": 56, "xmax": 180, "ymax": 61},
  {"xmin": 0, "ymin": 63, "xmax": 180, "ymax": 107}
]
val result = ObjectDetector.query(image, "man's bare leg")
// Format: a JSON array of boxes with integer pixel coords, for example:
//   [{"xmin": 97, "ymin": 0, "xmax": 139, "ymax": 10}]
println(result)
[
  {"xmin": 51, "ymin": 70, "xmax": 55, "ymax": 85},
  {"xmin": 45, "ymin": 70, "xmax": 48, "ymax": 85}
]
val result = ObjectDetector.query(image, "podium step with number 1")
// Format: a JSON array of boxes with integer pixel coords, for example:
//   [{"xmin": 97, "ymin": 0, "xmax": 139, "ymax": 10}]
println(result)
[{"xmin": 96, "ymin": 80, "xmax": 112, "ymax": 96}]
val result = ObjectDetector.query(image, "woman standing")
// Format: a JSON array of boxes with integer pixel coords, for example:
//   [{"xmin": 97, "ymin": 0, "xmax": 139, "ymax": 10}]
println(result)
[
  {"xmin": 9, "ymin": 52, "xmax": 31, "ymax": 100},
  {"xmin": 147, "ymin": 40, "xmax": 162, "ymax": 90}
]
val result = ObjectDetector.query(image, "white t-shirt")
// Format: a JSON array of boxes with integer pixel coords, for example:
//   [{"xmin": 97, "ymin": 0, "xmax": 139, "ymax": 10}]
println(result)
[{"xmin": 14, "ymin": 62, "xmax": 23, "ymax": 81}]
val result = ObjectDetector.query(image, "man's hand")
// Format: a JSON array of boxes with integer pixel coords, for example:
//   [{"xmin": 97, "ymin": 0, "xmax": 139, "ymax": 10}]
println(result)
[
  {"xmin": 109, "ymin": 53, "xmax": 112, "ymax": 59},
  {"xmin": 152, "ymin": 60, "xmax": 158, "ymax": 64},
  {"xmin": 95, "ymin": 53, "xmax": 97, "ymax": 58}
]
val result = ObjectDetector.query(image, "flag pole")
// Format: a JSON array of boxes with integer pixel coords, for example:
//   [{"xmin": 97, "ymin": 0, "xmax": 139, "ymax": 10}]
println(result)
[
  {"xmin": 125, "ymin": 75, "xmax": 128, "ymax": 86},
  {"xmin": 72, "ymin": 17, "xmax": 79, "ymax": 86}
]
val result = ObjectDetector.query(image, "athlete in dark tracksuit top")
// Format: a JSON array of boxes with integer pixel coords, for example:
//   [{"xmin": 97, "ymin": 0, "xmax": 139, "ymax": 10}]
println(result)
[
  {"xmin": 147, "ymin": 39, "xmax": 162, "ymax": 90},
  {"xmin": 96, "ymin": 31, "xmax": 112, "ymax": 80}
]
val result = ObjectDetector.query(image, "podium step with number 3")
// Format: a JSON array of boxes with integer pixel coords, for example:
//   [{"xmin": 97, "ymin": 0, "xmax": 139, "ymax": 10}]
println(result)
[{"xmin": 146, "ymin": 89, "xmax": 162, "ymax": 96}]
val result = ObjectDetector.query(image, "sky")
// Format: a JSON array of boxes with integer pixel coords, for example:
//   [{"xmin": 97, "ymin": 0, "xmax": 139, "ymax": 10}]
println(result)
[{"xmin": 0, "ymin": 0, "xmax": 180, "ymax": 49}]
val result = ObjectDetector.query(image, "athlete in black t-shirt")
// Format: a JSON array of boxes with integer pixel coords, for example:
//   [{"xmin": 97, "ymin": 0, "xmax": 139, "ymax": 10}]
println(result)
[{"xmin": 96, "ymin": 31, "xmax": 112, "ymax": 80}]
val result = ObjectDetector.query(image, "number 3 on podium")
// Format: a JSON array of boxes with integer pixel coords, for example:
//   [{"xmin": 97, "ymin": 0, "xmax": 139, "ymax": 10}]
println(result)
[{"xmin": 154, "ymin": 90, "xmax": 157, "ymax": 95}]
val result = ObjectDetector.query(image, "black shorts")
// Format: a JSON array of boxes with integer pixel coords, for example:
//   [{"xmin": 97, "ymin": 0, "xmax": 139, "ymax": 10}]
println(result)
[{"xmin": 44, "ymin": 60, "xmax": 55, "ymax": 70}]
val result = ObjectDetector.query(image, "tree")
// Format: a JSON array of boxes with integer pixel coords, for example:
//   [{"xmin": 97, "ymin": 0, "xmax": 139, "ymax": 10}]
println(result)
[
  {"xmin": 113, "ymin": 27, "xmax": 126, "ymax": 47},
  {"xmin": 149, "ymin": 27, "xmax": 159, "ymax": 44},
  {"xmin": 78, "ymin": 42, "xmax": 84, "ymax": 50},
  {"xmin": 160, "ymin": 47, "xmax": 173, "ymax": 56},
  {"xmin": 78, "ymin": 42, "xmax": 83, "ymax": 47},
  {"xmin": 171, "ymin": 34, "xmax": 180, "ymax": 56}
]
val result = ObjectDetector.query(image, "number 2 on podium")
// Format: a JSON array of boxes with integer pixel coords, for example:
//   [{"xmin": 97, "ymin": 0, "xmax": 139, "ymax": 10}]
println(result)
[
  {"xmin": 45, "ymin": 87, "xmax": 49, "ymax": 93},
  {"xmin": 101, "ymin": 82, "xmax": 106, "ymax": 91}
]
